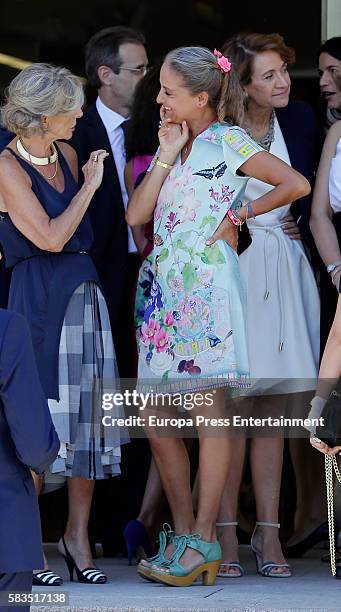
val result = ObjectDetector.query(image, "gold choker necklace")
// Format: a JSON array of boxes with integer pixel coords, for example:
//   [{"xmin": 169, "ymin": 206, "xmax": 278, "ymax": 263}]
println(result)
[{"xmin": 16, "ymin": 138, "xmax": 58, "ymax": 165}]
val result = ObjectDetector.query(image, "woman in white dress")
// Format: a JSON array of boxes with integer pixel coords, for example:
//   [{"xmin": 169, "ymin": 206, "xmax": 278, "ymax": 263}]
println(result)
[
  {"xmin": 215, "ymin": 33, "xmax": 320, "ymax": 577},
  {"xmin": 309, "ymin": 118, "xmax": 341, "ymax": 435},
  {"xmin": 310, "ymin": 119, "xmax": 341, "ymax": 309},
  {"xmin": 309, "ymin": 120, "xmax": 341, "ymax": 579}
]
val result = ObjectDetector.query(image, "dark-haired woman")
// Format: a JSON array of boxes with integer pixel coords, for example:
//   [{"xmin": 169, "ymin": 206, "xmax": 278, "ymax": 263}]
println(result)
[
  {"xmin": 317, "ymin": 37, "xmax": 341, "ymax": 354},
  {"xmin": 124, "ymin": 65, "xmax": 161, "ymax": 258},
  {"xmin": 309, "ymin": 117, "xmax": 341, "ymax": 447},
  {"xmin": 318, "ymin": 37, "xmax": 341, "ymax": 131},
  {"xmin": 123, "ymin": 66, "xmax": 165, "ymax": 563}
]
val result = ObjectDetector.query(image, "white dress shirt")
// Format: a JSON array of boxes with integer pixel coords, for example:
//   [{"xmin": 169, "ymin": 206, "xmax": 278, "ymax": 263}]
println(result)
[{"xmin": 96, "ymin": 96, "xmax": 137, "ymax": 253}]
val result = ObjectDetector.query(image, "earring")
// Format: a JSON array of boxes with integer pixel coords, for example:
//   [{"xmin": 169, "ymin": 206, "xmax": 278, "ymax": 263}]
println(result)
[{"xmin": 41, "ymin": 116, "xmax": 49, "ymax": 132}]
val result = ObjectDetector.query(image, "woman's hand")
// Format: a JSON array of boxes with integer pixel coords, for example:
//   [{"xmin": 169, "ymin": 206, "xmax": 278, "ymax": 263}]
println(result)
[
  {"xmin": 206, "ymin": 217, "xmax": 238, "ymax": 252},
  {"xmin": 310, "ymin": 436, "xmax": 341, "ymax": 456},
  {"xmin": 158, "ymin": 106, "xmax": 189, "ymax": 162},
  {"xmin": 282, "ymin": 213, "xmax": 302, "ymax": 240},
  {"xmin": 82, "ymin": 149, "xmax": 109, "ymax": 190}
]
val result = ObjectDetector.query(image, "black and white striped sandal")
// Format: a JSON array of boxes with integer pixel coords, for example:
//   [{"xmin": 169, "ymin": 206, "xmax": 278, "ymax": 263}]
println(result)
[
  {"xmin": 33, "ymin": 570, "xmax": 63, "ymax": 586},
  {"xmin": 76, "ymin": 568, "xmax": 107, "ymax": 583},
  {"xmin": 61, "ymin": 536, "xmax": 107, "ymax": 584}
]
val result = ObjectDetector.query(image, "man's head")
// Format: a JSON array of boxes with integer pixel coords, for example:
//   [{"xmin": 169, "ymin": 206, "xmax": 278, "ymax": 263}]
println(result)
[
  {"xmin": 85, "ymin": 26, "xmax": 148, "ymax": 115},
  {"xmin": 318, "ymin": 37, "xmax": 341, "ymax": 110}
]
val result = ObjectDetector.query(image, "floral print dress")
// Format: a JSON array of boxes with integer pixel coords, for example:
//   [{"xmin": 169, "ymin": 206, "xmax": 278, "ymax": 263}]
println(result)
[{"xmin": 135, "ymin": 123, "xmax": 262, "ymax": 393}]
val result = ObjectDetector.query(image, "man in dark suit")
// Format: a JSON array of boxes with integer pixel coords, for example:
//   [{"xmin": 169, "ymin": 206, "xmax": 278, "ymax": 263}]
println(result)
[
  {"xmin": 70, "ymin": 26, "xmax": 148, "ymax": 373},
  {"xmin": 0, "ymin": 309, "xmax": 59, "ymax": 611}
]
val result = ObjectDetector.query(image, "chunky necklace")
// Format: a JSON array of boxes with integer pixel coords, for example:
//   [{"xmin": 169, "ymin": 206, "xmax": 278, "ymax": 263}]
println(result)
[
  {"xmin": 244, "ymin": 110, "xmax": 275, "ymax": 151},
  {"xmin": 16, "ymin": 137, "xmax": 58, "ymax": 180},
  {"xmin": 16, "ymin": 138, "xmax": 58, "ymax": 165},
  {"xmin": 326, "ymin": 107, "xmax": 341, "ymax": 130}
]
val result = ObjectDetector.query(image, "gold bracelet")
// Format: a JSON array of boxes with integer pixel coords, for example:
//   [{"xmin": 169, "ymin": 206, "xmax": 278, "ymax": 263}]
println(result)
[{"xmin": 155, "ymin": 159, "xmax": 173, "ymax": 170}]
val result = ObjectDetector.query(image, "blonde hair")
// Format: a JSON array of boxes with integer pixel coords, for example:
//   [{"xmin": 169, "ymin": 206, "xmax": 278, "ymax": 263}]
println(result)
[
  {"xmin": 164, "ymin": 46, "xmax": 245, "ymax": 125},
  {"xmin": 1, "ymin": 63, "xmax": 84, "ymax": 137}
]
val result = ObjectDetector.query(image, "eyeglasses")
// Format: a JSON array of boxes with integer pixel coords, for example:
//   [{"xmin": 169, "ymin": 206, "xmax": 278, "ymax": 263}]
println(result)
[{"xmin": 119, "ymin": 65, "xmax": 149, "ymax": 76}]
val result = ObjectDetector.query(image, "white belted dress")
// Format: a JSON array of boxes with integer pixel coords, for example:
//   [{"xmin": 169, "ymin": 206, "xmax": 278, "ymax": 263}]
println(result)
[{"xmin": 239, "ymin": 117, "xmax": 320, "ymax": 394}]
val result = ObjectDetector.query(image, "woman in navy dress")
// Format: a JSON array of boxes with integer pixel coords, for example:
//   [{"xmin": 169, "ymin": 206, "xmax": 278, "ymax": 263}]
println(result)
[{"xmin": 0, "ymin": 63, "xmax": 126, "ymax": 585}]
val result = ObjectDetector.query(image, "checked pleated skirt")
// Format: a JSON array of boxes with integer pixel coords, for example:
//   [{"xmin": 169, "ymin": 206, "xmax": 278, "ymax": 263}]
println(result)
[{"xmin": 45, "ymin": 282, "xmax": 128, "ymax": 489}]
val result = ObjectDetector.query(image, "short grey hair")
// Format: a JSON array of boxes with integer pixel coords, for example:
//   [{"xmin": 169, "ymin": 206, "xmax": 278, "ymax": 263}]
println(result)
[
  {"xmin": 1, "ymin": 63, "xmax": 84, "ymax": 137},
  {"xmin": 164, "ymin": 46, "xmax": 245, "ymax": 125}
]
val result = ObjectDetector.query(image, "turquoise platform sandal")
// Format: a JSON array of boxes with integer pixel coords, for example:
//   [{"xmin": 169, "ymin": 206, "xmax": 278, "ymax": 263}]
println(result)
[
  {"xmin": 150, "ymin": 533, "xmax": 222, "ymax": 587},
  {"xmin": 137, "ymin": 523, "xmax": 175, "ymax": 581}
]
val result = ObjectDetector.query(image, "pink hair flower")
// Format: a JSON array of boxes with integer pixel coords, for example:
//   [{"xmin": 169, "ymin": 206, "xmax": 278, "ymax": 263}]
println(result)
[{"xmin": 213, "ymin": 49, "xmax": 231, "ymax": 73}]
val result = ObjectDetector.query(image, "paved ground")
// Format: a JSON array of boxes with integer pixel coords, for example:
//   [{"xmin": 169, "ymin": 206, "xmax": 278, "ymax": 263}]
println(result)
[{"xmin": 30, "ymin": 544, "xmax": 341, "ymax": 612}]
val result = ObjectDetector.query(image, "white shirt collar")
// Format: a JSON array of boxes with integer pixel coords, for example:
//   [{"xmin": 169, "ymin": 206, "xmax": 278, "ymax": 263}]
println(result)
[{"xmin": 96, "ymin": 96, "xmax": 126, "ymax": 133}]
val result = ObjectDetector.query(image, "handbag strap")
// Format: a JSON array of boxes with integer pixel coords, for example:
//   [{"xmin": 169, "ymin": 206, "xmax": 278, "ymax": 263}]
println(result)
[{"xmin": 325, "ymin": 454, "xmax": 341, "ymax": 575}]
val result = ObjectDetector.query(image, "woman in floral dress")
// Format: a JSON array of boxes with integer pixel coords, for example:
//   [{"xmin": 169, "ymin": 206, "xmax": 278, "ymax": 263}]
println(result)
[{"xmin": 126, "ymin": 46, "xmax": 310, "ymax": 587}]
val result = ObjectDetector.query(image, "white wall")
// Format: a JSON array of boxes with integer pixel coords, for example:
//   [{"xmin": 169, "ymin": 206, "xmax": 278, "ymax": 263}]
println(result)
[{"xmin": 321, "ymin": 0, "xmax": 341, "ymax": 40}]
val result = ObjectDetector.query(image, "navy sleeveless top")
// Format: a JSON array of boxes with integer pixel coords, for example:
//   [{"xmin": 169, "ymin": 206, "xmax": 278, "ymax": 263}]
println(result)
[{"xmin": 0, "ymin": 145, "xmax": 100, "ymax": 399}]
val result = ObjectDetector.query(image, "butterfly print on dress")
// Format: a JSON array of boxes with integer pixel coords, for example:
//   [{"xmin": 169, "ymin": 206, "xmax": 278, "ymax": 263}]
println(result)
[{"xmin": 194, "ymin": 162, "xmax": 227, "ymax": 180}]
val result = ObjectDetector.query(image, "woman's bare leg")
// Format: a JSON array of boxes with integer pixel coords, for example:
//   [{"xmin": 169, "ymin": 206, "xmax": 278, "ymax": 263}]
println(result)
[
  {"xmin": 172, "ymin": 389, "xmax": 231, "ymax": 570},
  {"xmin": 138, "ymin": 402, "xmax": 196, "ymax": 570},
  {"xmin": 58, "ymin": 477, "xmax": 95, "ymax": 569},
  {"xmin": 286, "ymin": 439, "xmax": 326, "ymax": 545},
  {"xmin": 216, "ymin": 437, "xmax": 246, "ymax": 574},
  {"xmin": 31, "ymin": 473, "xmax": 49, "ymax": 571},
  {"xmin": 137, "ymin": 457, "xmax": 165, "ymax": 534},
  {"xmin": 195, "ymin": 436, "xmax": 230, "ymax": 540},
  {"xmin": 250, "ymin": 432, "xmax": 290, "ymax": 575},
  {"xmin": 148, "ymin": 436, "xmax": 195, "ymax": 535}
]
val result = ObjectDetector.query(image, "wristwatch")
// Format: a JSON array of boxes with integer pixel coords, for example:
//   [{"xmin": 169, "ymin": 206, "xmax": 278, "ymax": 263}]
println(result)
[{"xmin": 326, "ymin": 260, "xmax": 341, "ymax": 274}]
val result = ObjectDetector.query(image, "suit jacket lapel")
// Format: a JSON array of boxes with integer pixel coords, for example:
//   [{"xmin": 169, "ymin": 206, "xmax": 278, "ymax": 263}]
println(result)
[
  {"xmin": 276, "ymin": 107, "xmax": 301, "ymax": 175},
  {"xmin": 85, "ymin": 105, "xmax": 124, "ymax": 205},
  {"xmin": 87, "ymin": 104, "xmax": 118, "ymax": 179}
]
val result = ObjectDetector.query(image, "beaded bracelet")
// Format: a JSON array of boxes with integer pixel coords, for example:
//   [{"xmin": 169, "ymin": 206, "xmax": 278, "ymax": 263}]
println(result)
[{"xmin": 226, "ymin": 208, "xmax": 244, "ymax": 227}]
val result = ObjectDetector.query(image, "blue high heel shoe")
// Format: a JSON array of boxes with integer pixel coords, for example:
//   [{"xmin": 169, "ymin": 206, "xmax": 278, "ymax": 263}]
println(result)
[{"xmin": 123, "ymin": 519, "xmax": 153, "ymax": 565}]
